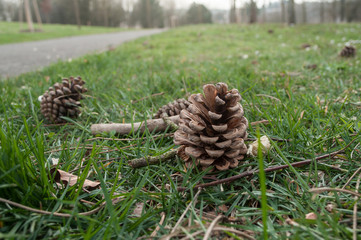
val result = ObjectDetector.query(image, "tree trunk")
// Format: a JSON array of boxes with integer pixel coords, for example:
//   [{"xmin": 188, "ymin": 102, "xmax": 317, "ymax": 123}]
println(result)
[
  {"xmin": 24, "ymin": 0, "xmax": 34, "ymax": 32},
  {"xmin": 288, "ymin": 0, "xmax": 296, "ymax": 25},
  {"xmin": 320, "ymin": 0, "xmax": 324, "ymax": 23},
  {"xmin": 19, "ymin": 0, "xmax": 24, "ymax": 28},
  {"xmin": 32, "ymin": 0, "xmax": 42, "ymax": 28},
  {"xmin": 262, "ymin": 1, "xmax": 266, "ymax": 23},
  {"xmin": 249, "ymin": 0, "xmax": 257, "ymax": 23},
  {"xmin": 302, "ymin": 1, "xmax": 307, "ymax": 23},
  {"xmin": 74, "ymin": 0, "xmax": 81, "ymax": 29},
  {"xmin": 340, "ymin": 0, "xmax": 345, "ymax": 21},
  {"xmin": 332, "ymin": 0, "xmax": 337, "ymax": 22},
  {"xmin": 103, "ymin": 0, "xmax": 108, "ymax": 27},
  {"xmin": 237, "ymin": 5, "xmax": 242, "ymax": 23},
  {"xmin": 146, "ymin": 0, "xmax": 151, "ymax": 28},
  {"xmin": 230, "ymin": 0, "xmax": 236, "ymax": 23},
  {"xmin": 281, "ymin": 0, "xmax": 285, "ymax": 23}
]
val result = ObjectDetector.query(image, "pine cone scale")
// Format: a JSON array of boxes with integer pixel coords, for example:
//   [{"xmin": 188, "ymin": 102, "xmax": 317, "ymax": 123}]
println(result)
[{"xmin": 154, "ymin": 98, "xmax": 191, "ymax": 118}]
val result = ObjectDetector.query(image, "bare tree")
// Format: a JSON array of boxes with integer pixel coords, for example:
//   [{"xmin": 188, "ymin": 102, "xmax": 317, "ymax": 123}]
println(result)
[
  {"xmin": 320, "ymin": 0, "xmax": 324, "ymax": 22},
  {"xmin": 302, "ymin": 0, "xmax": 307, "ymax": 23},
  {"xmin": 249, "ymin": 0, "xmax": 257, "ymax": 23},
  {"xmin": 331, "ymin": 0, "xmax": 337, "ymax": 22},
  {"xmin": 164, "ymin": 0, "xmax": 176, "ymax": 28},
  {"xmin": 281, "ymin": 0, "xmax": 286, "ymax": 23},
  {"xmin": 24, "ymin": 0, "xmax": 34, "ymax": 32},
  {"xmin": 230, "ymin": 0, "xmax": 237, "ymax": 23},
  {"xmin": 340, "ymin": 0, "xmax": 345, "ymax": 21},
  {"xmin": 73, "ymin": 0, "xmax": 81, "ymax": 29},
  {"xmin": 32, "ymin": 0, "xmax": 42, "ymax": 28},
  {"xmin": 103, "ymin": 0, "xmax": 108, "ymax": 26},
  {"xmin": 146, "ymin": 0, "xmax": 151, "ymax": 27},
  {"xmin": 40, "ymin": 0, "xmax": 51, "ymax": 24},
  {"xmin": 262, "ymin": 0, "xmax": 266, "ymax": 23},
  {"xmin": 19, "ymin": 0, "xmax": 24, "ymax": 28},
  {"xmin": 288, "ymin": 0, "xmax": 296, "ymax": 24}
]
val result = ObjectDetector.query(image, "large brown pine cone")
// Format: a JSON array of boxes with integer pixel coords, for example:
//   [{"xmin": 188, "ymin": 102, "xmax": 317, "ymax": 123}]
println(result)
[
  {"xmin": 174, "ymin": 83, "xmax": 248, "ymax": 171},
  {"xmin": 154, "ymin": 98, "xmax": 191, "ymax": 118},
  {"xmin": 340, "ymin": 46, "xmax": 356, "ymax": 58},
  {"xmin": 40, "ymin": 76, "xmax": 87, "ymax": 123}
]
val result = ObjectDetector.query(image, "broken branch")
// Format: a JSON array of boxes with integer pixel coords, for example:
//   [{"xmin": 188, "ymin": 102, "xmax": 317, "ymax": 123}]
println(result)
[
  {"xmin": 91, "ymin": 115, "xmax": 180, "ymax": 135},
  {"xmin": 128, "ymin": 149, "xmax": 177, "ymax": 168},
  {"xmin": 177, "ymin": 137, "xmax": 359, "ymax": 191}
]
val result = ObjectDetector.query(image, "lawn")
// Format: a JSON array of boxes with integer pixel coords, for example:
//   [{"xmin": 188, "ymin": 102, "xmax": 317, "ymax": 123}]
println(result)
[
  {"xmin": 0, "ymin": 21, "xmax": 127, "ymax": 45},
  {"xmin": 0, "ymin": 23, "xmax": 360, "ymax": 239}
]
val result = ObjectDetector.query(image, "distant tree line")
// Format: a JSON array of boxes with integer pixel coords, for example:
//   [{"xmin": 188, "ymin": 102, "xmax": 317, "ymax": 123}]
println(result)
[
  {"xmin": 0, "ymin": 0, "xmax": 359, "ymax": 29},
  {"xmin": 0, "ymin": 0, "xmax": 213, "ymax": 28},
  {"xmin": 234, "ymin": 0, "xmax": 361, "ymax": 24}
]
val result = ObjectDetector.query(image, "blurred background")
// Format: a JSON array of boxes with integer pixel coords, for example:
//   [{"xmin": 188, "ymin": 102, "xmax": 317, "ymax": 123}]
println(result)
[{"xmin": 0, "ymin": 0, "xmax": 360, "ymax": 31}]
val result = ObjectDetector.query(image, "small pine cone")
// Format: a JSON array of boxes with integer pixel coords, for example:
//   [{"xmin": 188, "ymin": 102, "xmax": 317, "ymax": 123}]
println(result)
[
  {"xmin": 40, "ymin": 76, "xmax": 87, "ymax": 123},
  {"xmin": 174, "ymin": 83, "xmax": 248, "ymax": 171},
  {"xmin": 340, "ymin": 45, "xmax": 356, "ymax": 58},
  {"xmin": 154, "ymin": 98, "xmax": 191, "ymax": 118}
]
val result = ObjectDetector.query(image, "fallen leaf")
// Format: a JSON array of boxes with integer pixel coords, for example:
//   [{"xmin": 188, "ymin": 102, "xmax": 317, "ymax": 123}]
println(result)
[
  {"xmin": 131, "ymin": 202, "xmax": 144, "ymax": 217},
  {"xmin": 305, "ymin": 212, "xmax": 317, "ymax": 220},
  {"xmin": 301, "ymin": 43, "xmax": 311, "ymax": 49},
  {"xmin": 51, "ymin": 158, "xmax": 59, "ymax": 166},
  {"xmin": 326, "ymin": 203, "xmax": 336, "ymax": 212},
  {"xmin": 285, "ymin": 218, "xmax": 299, "ymax": 226},
  {"xmin": 305, "ymin": 64, "xmax": 317, "ymax": 70},
  {"xmin": 218, "ymin": 204, "xmax": 228, "ymax": 213},
  {"xmin": 247, "ymin": 135, "xmax": 271, "ymax": 156},
  {"xmin": 51, "ymin": 169, "xmax": 100, "ymax": 191}
]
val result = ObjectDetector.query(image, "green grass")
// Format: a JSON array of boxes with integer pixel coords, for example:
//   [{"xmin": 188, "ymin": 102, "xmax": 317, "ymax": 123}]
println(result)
[
  {"xmin": 0, "ymin": 23, "xmax": 361, "ymax": 239},
  {"xmin": 0, "ymin": 21, "xmax": 127, "ymax": 45}
]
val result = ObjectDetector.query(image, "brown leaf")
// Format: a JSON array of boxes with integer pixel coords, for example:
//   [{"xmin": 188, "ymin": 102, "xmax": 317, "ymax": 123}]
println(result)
[
  {"xmin": 131, "ymin": 202, "xmax": 144, "ymax": 217},
  {"xmin": 285, "ymin": 218, "xmax": 299, "ymax": 226},
  {"xmin": 326, "ymin": 203, "xmax": 336, "ymax": 213},
  {"xmin": 218, "ymin": 204, "xmax": 228, "ymax": 213},
  {"xmin": 305, "ymin": 212, "xmax": 317, "ymax": 220},
  {"xmin": 51, "ymin": 169, "xmax": 100, "ymax": 191}
]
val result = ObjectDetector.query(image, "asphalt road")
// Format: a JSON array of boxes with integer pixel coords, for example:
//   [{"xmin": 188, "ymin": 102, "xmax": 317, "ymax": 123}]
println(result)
[{"xmin": 0, "ymin": 29, "xmax": 165, "ymax": 78}]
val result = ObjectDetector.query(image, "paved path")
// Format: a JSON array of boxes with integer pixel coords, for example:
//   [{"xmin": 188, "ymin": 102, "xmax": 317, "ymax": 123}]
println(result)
[{"xmin": 0, "ymin": 29, "xmax": 165, "ymax": 78}]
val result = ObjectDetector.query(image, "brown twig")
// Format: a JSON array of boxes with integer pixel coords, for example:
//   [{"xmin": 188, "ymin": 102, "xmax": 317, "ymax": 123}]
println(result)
[
  {"xmin": 163, "ymin": 224, "xmax": 255, "ymax": 240},
  {"xmin": 41, "ymin": 123, "xmax": 74, "ymax": 127},
  {"xmin": 203, "ymin": 215, "xmax": 223, "ymax": 240},
  {"xmin": 184, "ymin": 226, "xmax": 255, "ymax": 240},
  {"xmin": 177, "ymin": 137, "xmax": 359, "ymax": 191},
  {"xmin": 162, "ymin": 115, "xmax": 179, "ymax": 131},
  {"xmin": 353, "ymin": 174, "xmax": 361, "ymax": 240},
  {"xmin": 250, "ymin": 120, "xmax": 270, "ymax": 126},
  {"xmin": 309, "ymin": 187, "xmax": 361, "ymax": 198},
  {"xmin": 342, "ymin": 167, "xmax": 361, "ymax": 189},
  {"xmin": 0, "ymin": 196, "xmax": 122, "ymax": 218},
  {"xmin": 150, "ymin": 212, "xmax": 166, "ymax": 237},
  {"xmin": 246, "ymin": 137, "xmax": 291, "ymax": 142},
  {"xmin": 86, "ymin": 133, "xmax": 174, "ymax": 142},
  {"xmin": 128, "ymin": 149, "xmax": 177, "ymax": 168},
  {"xmin": 131, "ymin": 92, "xmax": 164, "ymax": 104},
  {"xmin": 256, "ymin": 94, "xmax": 281, "ymax": 102},
  {"xmin": 170, "ymin": 188, "xmax": 202, "ymax": 235},
  {"xmin": 91, "ymin": 115, "xmax": 180, "ymax": 135}
]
